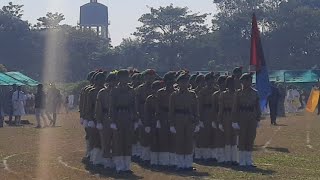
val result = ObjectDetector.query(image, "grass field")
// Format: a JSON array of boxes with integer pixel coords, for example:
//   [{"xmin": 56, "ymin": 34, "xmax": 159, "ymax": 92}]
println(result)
[{"xmin": 0, "ymin": 111, "xmax": 319, "ymax": 180}]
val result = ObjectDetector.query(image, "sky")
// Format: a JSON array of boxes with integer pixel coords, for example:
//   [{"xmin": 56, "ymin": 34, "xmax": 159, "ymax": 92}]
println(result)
[{"xmin": 2, "ymin": 0, "xmax": 217, "ymax": 45}]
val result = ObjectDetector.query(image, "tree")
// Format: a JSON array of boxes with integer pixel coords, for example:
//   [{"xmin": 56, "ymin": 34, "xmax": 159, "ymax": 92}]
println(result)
[
  {"xmin": 36, "ymin": 12, "xmax": 65, "ymax": 29},
  {"xmin": 2, "ymin": 2, "xmax": 24, "ymax": 18},
  {"xmin": 134, "ymin": 5, "xmax": 209, "ymax": 70},
  {"xmin": 0, "ymin": 64, "xmax": 7, "ymax": 72}
]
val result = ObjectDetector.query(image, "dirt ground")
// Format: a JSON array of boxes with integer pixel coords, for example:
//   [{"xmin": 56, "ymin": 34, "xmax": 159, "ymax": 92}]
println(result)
[{"xmin": 0, "ymin": 111, "xmax": 320, "ymax": 180}]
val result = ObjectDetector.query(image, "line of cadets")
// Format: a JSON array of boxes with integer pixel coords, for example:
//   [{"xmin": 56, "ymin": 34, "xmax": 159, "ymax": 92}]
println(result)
[{"xmin": 79, "ymin": 67, "xmax": 261, "ymax": 174}]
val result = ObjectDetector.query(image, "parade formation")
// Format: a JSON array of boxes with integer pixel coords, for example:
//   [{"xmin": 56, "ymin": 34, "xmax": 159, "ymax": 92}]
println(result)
[{"xmin": 79, "ymin": 68, "xmax": 261, "ymax": 174}]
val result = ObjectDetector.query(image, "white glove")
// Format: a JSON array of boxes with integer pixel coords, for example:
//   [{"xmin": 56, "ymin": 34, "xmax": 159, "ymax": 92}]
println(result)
[
  {"xmin": 199, "ymin": 121, "xmax": 204, "ymax": 128},
  {"xmin": 83, "ymin": 119, "xmax": 88, "ymax": 128},
  {"xmin": 232, "ymin": 122, "xmax": 240, "ymax": 130},
  {"xmin": 88, "ymin": 121, "xmax": 95, "ymax": 128},
  {"xmin": 194, "ymin": 125, "xmax": 200, "ymax": 133},
  {"xmin": 96, "ymin": 123, "xmax": 103, "ymax": 130},
  {"xmin": 110, "ymin": 123, "xmax": 117, "ymax": 130},
  {"xmin": 219, "ymin": 124, "xmax": 224, "ymax": 132},
  {"xmin": 257, "ymin": 121, "xmax": 261, "ymax": 128},
  {"xmin": 156, "ymin": 120, "xmax": 161, "ymax": 129},
  {"xmin": 170, "ymin": 126, "xmax": 177, "ymax": 134},
  {"xmin": 145, "ymin": 126, "xmax": 151, "ymax": 133},
  {"xmin": 212, "ymin": 121, "xmax": 217, "ymax": 129},
  {"xmin": 134, "ymin": 122, "xmax": 139, "ymax": 130},
  {"xmin": 80, "ymin": 118, "xmax": 84, "ymax": 125}
]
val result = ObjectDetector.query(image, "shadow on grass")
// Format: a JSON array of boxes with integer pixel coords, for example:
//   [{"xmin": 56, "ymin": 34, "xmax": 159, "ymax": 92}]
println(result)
[
  {"xmin": 133, "ymin": 159, "xmax": 209, "ymax": 178},
  {"xmin": 194, "ymin": 160, "xmax": 275, "ymax": 176},
  {"xmin": 266, "ymin": 147, "xmax": 290, "ymax": 153},
  {"xmin": 229, "ymin": 166, "xmax": 275, "ymax": 175},
  {"xmin": 274, "ymin": 124, "xmax": 288, "ymax": 127},
  {"xmin": 84, "ymin": 162, "xmax": 143, "ymax": 179}
]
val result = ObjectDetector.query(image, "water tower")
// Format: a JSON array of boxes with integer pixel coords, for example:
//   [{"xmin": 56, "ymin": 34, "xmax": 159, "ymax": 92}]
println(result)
[{"xmin": 80, "ymin": 0, "xmax": 109, "ymax": 39}]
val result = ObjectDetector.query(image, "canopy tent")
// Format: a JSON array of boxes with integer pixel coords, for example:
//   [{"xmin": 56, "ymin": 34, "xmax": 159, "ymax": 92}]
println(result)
[{"xmin": 0, "ymin": 72, "xmax": 39, "ymax": 86}]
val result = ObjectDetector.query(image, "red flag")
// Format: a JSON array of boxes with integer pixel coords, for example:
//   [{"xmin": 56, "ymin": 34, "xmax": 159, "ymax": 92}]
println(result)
[{"xmin": 250, "ymin": 13, "xmax": 264, "ymax": 72}]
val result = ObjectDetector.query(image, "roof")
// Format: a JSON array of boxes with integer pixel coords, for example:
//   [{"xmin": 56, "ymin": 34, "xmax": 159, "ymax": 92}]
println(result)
[{"xmin": 0, "ymin": 72, "xmax": 39, "ymax": 86}]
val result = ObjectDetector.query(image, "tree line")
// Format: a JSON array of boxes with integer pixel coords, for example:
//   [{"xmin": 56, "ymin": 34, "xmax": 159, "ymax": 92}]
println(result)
[{"xmin": 0, "ymin": 0, "xmax": 319, "ymax": 82}]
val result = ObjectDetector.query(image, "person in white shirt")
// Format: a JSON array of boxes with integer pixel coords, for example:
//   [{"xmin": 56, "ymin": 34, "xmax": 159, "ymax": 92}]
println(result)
[{"xmin": 12, "ymin": 86, "xmax": 26, "ymax": 126}]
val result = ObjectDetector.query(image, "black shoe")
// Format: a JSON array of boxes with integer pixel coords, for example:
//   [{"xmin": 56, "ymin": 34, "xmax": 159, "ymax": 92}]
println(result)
[
  {"xmin": 185, "ymin": 167, "xmax": 196, "ymax": 171},
  {"xmin": 232, "ymin": 162, "xmax": 239, "ymax": 166},
  {"xmin": 124, "ymin": 170, "xmax": 133, "ymax": 174}
]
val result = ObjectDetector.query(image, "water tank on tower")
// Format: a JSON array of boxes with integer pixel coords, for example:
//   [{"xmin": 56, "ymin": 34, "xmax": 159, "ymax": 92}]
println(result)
[{"xmin": 80, "ymin": 0, "xmax": 109, "ymax": 39}]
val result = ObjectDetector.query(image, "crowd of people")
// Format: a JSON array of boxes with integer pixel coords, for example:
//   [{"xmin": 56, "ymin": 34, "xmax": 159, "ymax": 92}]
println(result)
[
  {"xmin": 0, "ymin": 84, "xmax": 63, "ymax": 128},
  {"xmin": 79, "ymin": 67, "xmax": 261, "ymax": 174}
]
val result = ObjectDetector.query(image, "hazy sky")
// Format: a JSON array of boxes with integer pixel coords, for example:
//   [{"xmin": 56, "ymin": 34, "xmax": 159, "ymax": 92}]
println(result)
[{"xmin": 2, "ymin": 0, "xmax": 217, "ymax": 45}]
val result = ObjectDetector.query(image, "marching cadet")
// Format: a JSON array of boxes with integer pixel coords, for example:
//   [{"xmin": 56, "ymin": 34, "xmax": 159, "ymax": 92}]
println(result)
[
  {"xmin": 233, "ymin": 67, "xmax": 243, "ymax": 90},
  {"xmin": 145, "ymin": 81, "xmax": 165, "ymax": 166},
  {"xmin": 232, "ymin": 73, "xmax": 261, "ymax": 167},
  {"xmin": 85, "ymin": 72, "xmax": 106, "ymax": 165},
  {"xmin": 130, "ymin": 72, "xmax": 142, "ymax": 158},
  {"xmin": 189, "ymin": 73, "xmax": 198, "ymax": 90},
  {"xmin": 218, "ymin": 76, "xmax": 238, "ymax": 165},
  {"xmin": 95, "ymin": 72, "xmax": 118, "ymax": 169},
  {"xmin": 135, "ymin": 69, "xmax": 156, "ymax": 162},
  {"xmin": 195, "ymin": 72, "xmax": 217, "ymax": 161},
  {"xmin": 79, "ymin": 71, "xmax": 96, "ymax": 160},
  {"xmin": 169, "ymin": 73, "xmax": 200, "ymax": 171},
  {"xmin": 155, "ymin": 72, "xmax": 177, "ymax": 167},
  {"xmin": 109, "ymin": 70, "xmax": 135, "ymax": 173},
  {"xmin": 212, "ymin": 76, "xmax": 227, "ymax": 163},
  {"xmin": 194, "ymin": 74, "xmax": 205, "ymax": 94}
]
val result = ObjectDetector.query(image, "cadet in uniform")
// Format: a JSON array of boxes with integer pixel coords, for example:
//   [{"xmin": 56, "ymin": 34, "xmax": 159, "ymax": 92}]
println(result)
[
  {"xmin": 46, "ymin": 84, "xmax": 61, "ymax": 126},
  {"xmin": 95, "ymin": 72, "xmax": 118, "ymax": 168},
  {"xmin": 155, "ymin": 72, "xmax": 177, "ymax": 166},
  {"xmin": 130, "ymin": 72, "xmax": 142, "ymax": 158},
  {"xmin": 211, "ymin": 76, "xmax": 227, "ymax": 163},
  {"xmin": 169, "ymin": 73, "xmax": 200, "ymax": 171},
  {"xmin": 85, "ymin": 72, "xmax": 106, "ymax": 165},
  {"xmin": 79, "ymin": 71, "xmax": 96, "ymax": 160},
  {"xmin": 195, "ymin": 72, "xmax": 217, "ymax": 161},
  {"xmin": 233, "ymin": 67, "xmax": 243, "ymax": 90},
  {"xmin": 232, "ymin": 73, "xmax": 261, "ymax": 167},
  {"xmin": 194, "ymin": 75, "xmax": 205, "ymax": 94},
  {"xmin": 145, "ymin": 81, "xmax": 165, "ymax": 166},
  {"xmin": 109, "ymin": 70, "xmax": 135, "ymax": 173},
  {"xmin": 135, "ymin": 69, "xmax": 156, "ymax": 162},
  {"xmin": 218, "ymin": 76, "xmax": 238, "ymax": 165}
]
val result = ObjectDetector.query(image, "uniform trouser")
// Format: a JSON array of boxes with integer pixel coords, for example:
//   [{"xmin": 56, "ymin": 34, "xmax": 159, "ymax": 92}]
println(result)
[
  {"xmin": 112, "ymin": 122, "xmax": 133, "ymax": 157},
  {"xmin": 277, "ymin": 99, "xmax": 285, "ymax": 117},
  {"xmin": 175, "ymin": 119, "xmax": 194, "ymax": 155},
  {"xmin": 140, "ymin": 126, "xmax": 151, "ymax": 161},
  {"xmin": 195, "ymin": 123, "xmax": 212, "ymax": 159},
  {"xmin": 88, "ymin": 127, "xmax": 101, "ymax": 151},
  {"xmin": 239, "ymin": 120, "xmax": 257, "ymax": 151},
  {"xmin": 100, "ymin": 126, "xmax": 112, "ymax": 158},
  {"xmin": 269, "ymin": 103, "xmax": 278, "ymax": 123},
  {"xmin": 223, "ymin": 119, "xmax": 236, "ymax": 146},
  {"xmin": 318, "ymin": 102, "xmax": 320, "ymax": 115}
]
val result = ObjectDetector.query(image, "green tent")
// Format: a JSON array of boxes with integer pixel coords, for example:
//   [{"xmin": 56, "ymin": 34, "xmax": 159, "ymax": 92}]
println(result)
[{"xmin": 0, "ymin": 72, "xmax": 39, "ymax": 86}]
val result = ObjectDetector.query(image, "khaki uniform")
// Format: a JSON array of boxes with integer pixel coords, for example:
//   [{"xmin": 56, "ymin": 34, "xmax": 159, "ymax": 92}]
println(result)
[
  {"xmin": 135, "ymin": 83, "xmax": 153, "ymax": 160},
  {"xmin": 212, "ymin": 90, "xmax": 225, "ymax": 162},
  {"xmin": 195, "ymin": 86, "xmax": 216, "ymax": 159},
  {"xmin": 169, "ymin": 89, "xmax": 198, "ymax": 168},
  {"xmin": 109, "ymin": 85, "xmax": 135, "ymax": 157},
  {"xmin": 85, "ymin": 86, "xmax": 104, "ymax": 152},
  {"xmin": 219, "ymin": 90, "xmax": 238, "ymax": 163},
  {"xmin": 154, "ymin": 87, "xmax": 176, "ymax": 165},
  {"xmin": 95, "ymin": 87, "xmax": 113, "ymax": 159},
  {"xmin": 234, "ymin": 78, "xmax": 242, "ymax": 90},
  {"xmin": 232, "ymin": 87, "xmax": 260, "ymax": 166}
]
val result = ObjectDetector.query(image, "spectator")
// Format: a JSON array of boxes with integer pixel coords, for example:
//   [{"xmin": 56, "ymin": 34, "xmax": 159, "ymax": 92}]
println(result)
[
  {"xmin": 8, "ymin": 84, "xmax": 17, "ymax": 124},
  {"xmin": 268, "ymin": 82, "xmax": 280, "ymax": 125},
  {"xmin": 35, "ymin": 84, "xmax": 49, "ymax": 128},
  {"xmin": 12, "ymin": 86, "xmax": 26, "ymax": 126},
  {"xmin": 46, "ymin": 84, "xmax": 62, "ymax": 127}
]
